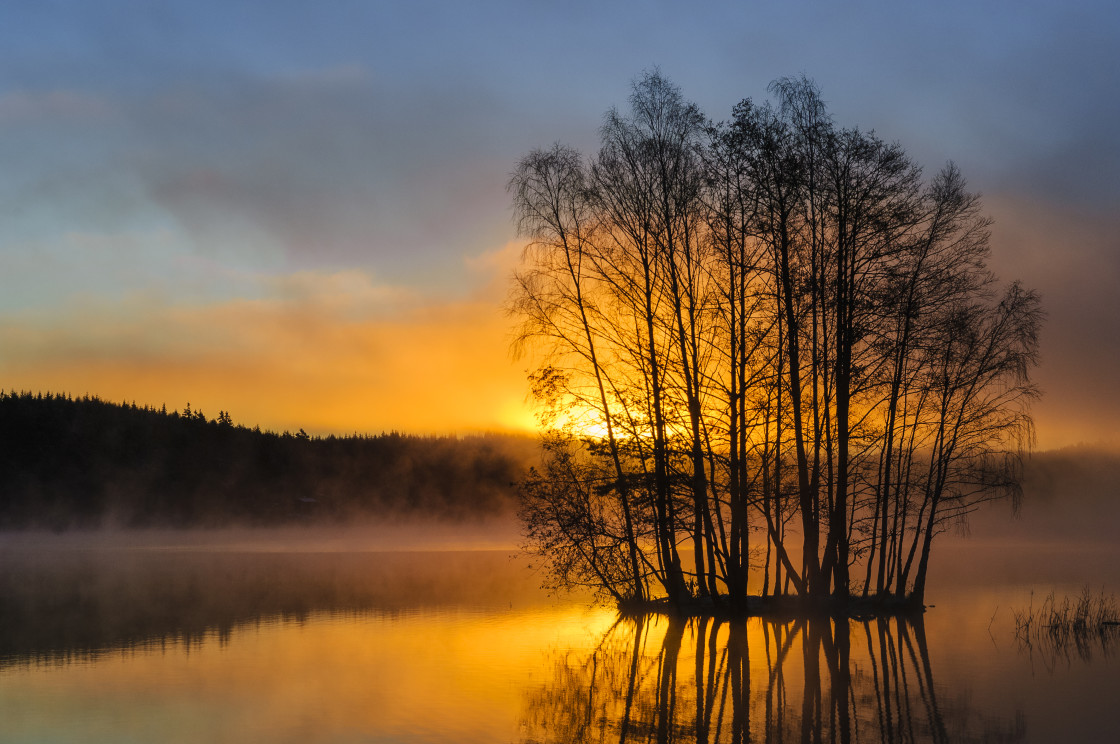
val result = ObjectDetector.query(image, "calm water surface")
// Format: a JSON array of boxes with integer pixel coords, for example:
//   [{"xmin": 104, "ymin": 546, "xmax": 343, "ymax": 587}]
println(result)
[{"xmin": 1, "ymin": 528, "xmax": 1117, "ymax": 743}]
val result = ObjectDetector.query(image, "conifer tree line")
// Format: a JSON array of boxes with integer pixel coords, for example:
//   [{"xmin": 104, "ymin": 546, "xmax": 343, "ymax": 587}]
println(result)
[
  {"xmin": 510, "ymin": 72, "xmax": 1041, "ymax": 608},
  {"xmin": 0, "ymin": 391, "xmax": 528, "ymax": 528}
]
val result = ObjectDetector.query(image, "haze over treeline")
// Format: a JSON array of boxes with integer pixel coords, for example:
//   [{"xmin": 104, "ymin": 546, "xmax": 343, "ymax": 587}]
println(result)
[
  {"xmin": 966, "ymin": 444, "xmax": 1120, "ymax": 544},
  {"xmin": 0, "ymin": 391, "xmax": 535, "ymax": 529},
  {"xmin": 0, "ymin": 387, "xmax": 1113, "ymax": 544}
]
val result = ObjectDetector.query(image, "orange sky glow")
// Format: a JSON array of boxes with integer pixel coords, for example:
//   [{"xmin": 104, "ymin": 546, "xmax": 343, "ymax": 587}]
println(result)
[
  {"xmin": 0, "ymin": 244, "xmax": 540, "ymax": 437},
  {"xmin": 0, "ymin": 213, "xmax": 1112, "ymax": 450},
  {"xmin": 0, "ymin": 4, "xmax": 1116, "ymax": 451}
]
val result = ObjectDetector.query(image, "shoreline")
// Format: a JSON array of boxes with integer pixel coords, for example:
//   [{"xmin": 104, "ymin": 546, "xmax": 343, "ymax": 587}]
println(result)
[{"xmin": 617, "ymin": 593, "xmax": 927, "ymax": 620}]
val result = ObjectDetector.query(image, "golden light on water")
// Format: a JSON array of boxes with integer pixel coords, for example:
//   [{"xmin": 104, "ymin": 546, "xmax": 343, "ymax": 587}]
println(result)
[
  {"xmin": 0, "ymin": 605, "xmax": 620, "ymax": 743},
  {"xmin": 2, "ymin": 535, "xmax": 1117, "ymax": 744}
]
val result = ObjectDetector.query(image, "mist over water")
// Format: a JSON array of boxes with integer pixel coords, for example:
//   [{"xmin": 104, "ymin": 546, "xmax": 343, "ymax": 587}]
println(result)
[
  {"xmin": 0, "ymin": 448, "xmax": 1117, "ymax": 742},
  {"xmin": 0, "ymin": 515, "xmax": 524, "ymax": 554},
  {"xmin": 932, "ymin": 446, "xmax": 1120, "ymax": 592}
]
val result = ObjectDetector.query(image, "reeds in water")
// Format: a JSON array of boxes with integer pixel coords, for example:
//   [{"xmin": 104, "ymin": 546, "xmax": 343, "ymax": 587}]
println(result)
[{"xmin": 1014, "ymin": 587, "xmax": 1120, "ymax": 661}]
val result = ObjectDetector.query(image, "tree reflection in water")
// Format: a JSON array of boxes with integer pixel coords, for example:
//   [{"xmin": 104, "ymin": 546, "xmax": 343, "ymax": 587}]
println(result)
[{"xmin": 521, "ymin": 614, "xmax": 1025, "ymax": 744}]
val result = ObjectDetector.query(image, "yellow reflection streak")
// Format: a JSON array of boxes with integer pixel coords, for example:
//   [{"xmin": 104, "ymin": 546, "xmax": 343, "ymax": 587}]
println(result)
[{"xmin": 0, "ymin": 606, "xmax": 618, "ymax": 743}]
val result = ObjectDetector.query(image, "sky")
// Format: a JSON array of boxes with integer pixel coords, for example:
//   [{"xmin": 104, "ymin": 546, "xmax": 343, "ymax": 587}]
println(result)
[{"xmin": 0, "ymin": 1, "xmax": 1116, "ymax": 448}]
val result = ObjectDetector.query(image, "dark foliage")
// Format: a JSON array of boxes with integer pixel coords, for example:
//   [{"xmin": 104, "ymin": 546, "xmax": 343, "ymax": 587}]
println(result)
[{"xmin": 0, "ymin": 391, "xmax": 533, "ymax": 529}]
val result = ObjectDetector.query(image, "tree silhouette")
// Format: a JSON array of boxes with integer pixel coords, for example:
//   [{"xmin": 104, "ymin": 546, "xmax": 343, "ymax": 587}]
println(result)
[
  {"xmin": 511, "ymin": 72, "xmax": 1040, "ymax": 611},
  {"xmin": 0, "ymin": 391, "xmax": 532, "ymax": 528}
]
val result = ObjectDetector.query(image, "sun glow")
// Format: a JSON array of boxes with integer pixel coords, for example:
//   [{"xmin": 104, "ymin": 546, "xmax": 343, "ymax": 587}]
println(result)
[{"xmin": 0, "ymin": 268, "xmax": 535, "ymax": 436}]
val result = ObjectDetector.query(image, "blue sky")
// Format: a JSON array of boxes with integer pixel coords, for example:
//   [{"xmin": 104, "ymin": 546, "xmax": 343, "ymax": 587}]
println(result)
[{"xmin": 0, "ymin": 0, "xmax": 1116, "ymax": 444}]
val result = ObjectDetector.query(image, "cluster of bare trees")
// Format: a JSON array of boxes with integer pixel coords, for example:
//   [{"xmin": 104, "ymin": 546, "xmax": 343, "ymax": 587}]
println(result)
[{"xmin": 510, "ymin": 72, "xmax": 1040, "ymax": 609}]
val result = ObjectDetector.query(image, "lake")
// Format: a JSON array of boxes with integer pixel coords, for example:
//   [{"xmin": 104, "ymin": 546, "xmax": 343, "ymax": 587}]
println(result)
[{"xmin": 1, "ymin": 522, "xmax": 1117, "ymax": 743}]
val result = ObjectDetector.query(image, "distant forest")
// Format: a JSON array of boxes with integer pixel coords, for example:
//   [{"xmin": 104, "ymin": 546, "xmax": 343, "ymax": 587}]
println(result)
[{"xmin": 0, "ymin": 391, "xmax": 536, "ymax": 529}]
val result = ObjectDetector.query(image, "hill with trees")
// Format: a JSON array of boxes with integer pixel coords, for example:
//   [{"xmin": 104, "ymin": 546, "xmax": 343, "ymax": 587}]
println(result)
[{"xmin": 0, "ymin": 390, "xmax": 534, "ymax": 529}]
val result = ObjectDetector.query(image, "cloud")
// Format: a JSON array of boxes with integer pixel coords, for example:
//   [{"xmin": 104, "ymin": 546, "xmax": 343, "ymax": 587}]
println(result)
[
  {"xmin": 0, "ymin": 89, "xmax": 111, "ymax": 123},
  {"xmin": 0, "ymin": 228, "xmax": 276, "ymax": 315},
  {"xmin": 261, "ymin": 269, "xmax": 418, "ymax": 319},
  {"xmin": 0, "ymin": 61, "xmax": 528, "ymax": 287},
  {"xmin": 0, "ymin": 261, "xmax": 535, "ymax": 436},
  {"xmin": 120, "ymin": 67, "xmax": 520, "ymax": 274}
]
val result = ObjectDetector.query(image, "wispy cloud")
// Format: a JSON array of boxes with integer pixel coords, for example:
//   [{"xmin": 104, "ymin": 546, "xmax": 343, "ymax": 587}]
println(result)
[
  {"xmin": 0, "ymin": 255, "xmax": 535, "ymax": 435},
  {"xmin": 0, "ymin": 89, "xmax": 112, "ymax": 123}
]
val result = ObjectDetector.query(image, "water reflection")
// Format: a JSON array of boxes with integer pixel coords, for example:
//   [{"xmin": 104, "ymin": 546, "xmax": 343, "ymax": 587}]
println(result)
[
  {"xmin": 522, "ymin": 614, "xmax": 1025, "ymax": 744},
  {"xmin": 1012, "ymin": 589, "xmax": 1120, "ymax": 671},
  {"xmin": 4, "ymin": 542, "xmax": 1117, "ymax": 742},
  {"xmin": 0, "ymin": 548, "xmax": 537, "ymax": 665}
]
